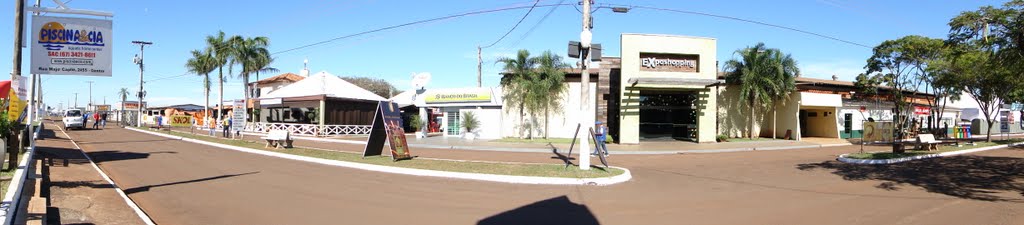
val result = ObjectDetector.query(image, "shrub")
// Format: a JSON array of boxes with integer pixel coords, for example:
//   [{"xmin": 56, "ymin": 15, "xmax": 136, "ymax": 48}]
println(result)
[
  {"xmin": 410, "ymin": 114, "xmax": 422, "ymax": 131},
  {"xmin": 462, "ymin": 111, "xmax": 480, "ymax": 133},
  {"xmin": 716, "ymin": 134, "xmax": 729, "ymax": 142}
]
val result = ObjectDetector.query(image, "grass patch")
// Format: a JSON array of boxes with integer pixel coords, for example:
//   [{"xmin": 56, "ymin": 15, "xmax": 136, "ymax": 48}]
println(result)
[
  {"xmin": 1, "ymin": 151, "xmax": 26, "ymax": 197},
  {"xmin": 845, "ymin": 139, "xmax": 1023, "ymax": 159},
  {"xmin": 152, "ymin": 129, "xmax": 624, "ymax": 179}
]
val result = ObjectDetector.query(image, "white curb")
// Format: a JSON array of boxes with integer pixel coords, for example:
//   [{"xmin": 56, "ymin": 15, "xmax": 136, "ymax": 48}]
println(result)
[
  {"xmin": 0, "ymin": 139, "xmax": 35, "ymax": 225},
  {"xmin": 128, "ymin": 128, "xmax": 632, "ymax": 186},
  {"xmin": 838, "ymin": 142, "xmax": 1024, "ymax": 164}
]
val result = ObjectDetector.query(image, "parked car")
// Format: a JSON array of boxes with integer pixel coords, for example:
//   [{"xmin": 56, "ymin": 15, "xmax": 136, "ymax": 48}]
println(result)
[{"xmin": 62, "ymin": 109, "xmax": 85, "ymax": 130}]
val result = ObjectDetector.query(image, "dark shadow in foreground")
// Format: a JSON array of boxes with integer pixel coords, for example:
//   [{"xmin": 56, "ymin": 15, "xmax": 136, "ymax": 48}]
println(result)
[
  {"xmin": 797, "ymin": 147, "xmax": 1024, "ymax": 202},
  {"xmin": 122, "ymin": 171, "xmax": 260, "ymax": 195},
  {"xmin": 477, "ymin": 195, "xmax": 599, "ymax": 225}
]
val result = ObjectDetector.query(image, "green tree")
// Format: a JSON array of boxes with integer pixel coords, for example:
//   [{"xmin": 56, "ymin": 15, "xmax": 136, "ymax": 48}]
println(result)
[
  {"xmin": 341, "ymin": 77, "xmax": 399, "ymax": 98},
  {"xmin": 206, "ymin": 31, "xmax": 232, "ymax": 125},
  {"xmin": 230, "ymin": 36, "xmax": 272, "ymax": 123},
  {"xmin": 853, "ymin": 73, "xmax": 884, "ymax": 120},
  {"xmin": 117, "ymin": 88, "xmax": 130, "ymax": 126},
  {"xmin": 496, "ymin": 49, "xmax": 536, "ymax": 138},
  {"xmin": 185, "ymin": 49, "xmax": 218, "ymax": 126},
  {"xmin": 531, "ymin": 51, "xmax": 568, "ymax": 139},
  {"xmin": 865, "ymin": 35, "xmax": 945, "ymax": 151},
  {"xmin": 723, "ymin": 43, "xmax": 798, "ymax": 139}
]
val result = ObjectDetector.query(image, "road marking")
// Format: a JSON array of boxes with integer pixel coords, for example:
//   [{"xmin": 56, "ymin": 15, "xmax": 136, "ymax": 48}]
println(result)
[{"xmin": 55, "ymin": 123, "xmax": 157, "ymax": 225}]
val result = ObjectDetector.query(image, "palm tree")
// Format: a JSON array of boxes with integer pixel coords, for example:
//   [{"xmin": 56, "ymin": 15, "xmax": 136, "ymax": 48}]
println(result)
[
  {"xmin": 230, "ymin": 36, "xmax": 272, "ymax": 123},
  {"xmin": 723, "ymin": 43, "xmax": 798, "ymax": 139},
  {"xmin": 117, "ymin": 88, "xmax": 130, "ymax": 126},
  {"xmin": 496, "ymin": 49, "xmax": 536, "ymax": 138},
  {"xmin": 532, "ymin": 51, "xmax": 568, "ymax": 139},
  {"xmin": 185, "ymin": 49, "xmax": 217, "ymax": 127},
  {"xmin": 206, "ymin": 31, "xmax": 232, "ymax": 126}
]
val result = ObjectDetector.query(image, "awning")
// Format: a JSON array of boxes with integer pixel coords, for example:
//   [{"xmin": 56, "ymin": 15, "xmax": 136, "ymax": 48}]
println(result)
[{"xmin": 626, "ymin": 77, "xmax": 722, "ymax": 89}]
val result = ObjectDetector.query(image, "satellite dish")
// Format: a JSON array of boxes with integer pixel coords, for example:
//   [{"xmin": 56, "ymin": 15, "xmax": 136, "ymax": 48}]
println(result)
[{"xmin": 411, "ymin": 72, "xmax": 431, "ymax": 90}]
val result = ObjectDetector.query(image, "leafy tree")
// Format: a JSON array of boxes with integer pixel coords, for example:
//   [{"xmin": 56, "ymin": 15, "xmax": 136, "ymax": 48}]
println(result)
[
  {"xmin": 496, "ymin": 49, "xmax": 536, "ymax": 138},
  {"xmin": 723, "ymin": 43, "xmax": 798, "ymax": 139},
  {"xmin": 853, "ymin": 73, "xmax": 885, "ymax": 121},
  {"xmin": 865, "ymin": 35, "xmax": 945, "ymax": 151},
  {"xmin": 185, "ymin": 49, "xmax": 217, "ymax": 126},
  {"xmin": 340, "ymin": 76, "xmax": 399, "ymax": 98},
  {"xmin": 205, "ymin": 31, "xmax": 232, "ymax": 124}
]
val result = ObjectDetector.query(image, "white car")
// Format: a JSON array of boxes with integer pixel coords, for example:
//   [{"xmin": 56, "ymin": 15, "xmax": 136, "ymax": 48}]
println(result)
[{"xmin": 62, "ymin": 109, "xmax": 85, "ymax": 130}]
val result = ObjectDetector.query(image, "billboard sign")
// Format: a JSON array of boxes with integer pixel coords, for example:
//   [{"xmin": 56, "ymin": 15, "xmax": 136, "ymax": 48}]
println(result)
[
  {"xmin": 362, "ymin": 101, "xmax": 412, "ymax": 161},
  {"xmin": 31, "ymin": 15, "xmax": 113, "ymax": 76},
  {"xmin": 170, "ymin": 115, "xmax": 192, "ymax": 127}
]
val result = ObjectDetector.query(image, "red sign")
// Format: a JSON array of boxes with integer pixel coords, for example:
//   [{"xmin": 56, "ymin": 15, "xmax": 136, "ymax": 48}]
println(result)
[{"xmin": 914, "ymin": 106, "xmax": 929, "ymax": 115}]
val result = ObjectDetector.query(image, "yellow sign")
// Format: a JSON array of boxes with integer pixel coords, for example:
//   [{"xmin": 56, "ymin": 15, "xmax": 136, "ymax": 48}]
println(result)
[
  {"xmin": 7, "ymin": 89, "xmax": 25, "ymax": 122},
  {"xmin": 170, "ymin": 115, "xmax": 192, "ymax": 127},
  {"xmin": 862, "ymin": 121, "xmax": 894, "ymax": 142},
  {"xmin": 424, "ymin": 90, "xmax": 491, "ymax": 103}
]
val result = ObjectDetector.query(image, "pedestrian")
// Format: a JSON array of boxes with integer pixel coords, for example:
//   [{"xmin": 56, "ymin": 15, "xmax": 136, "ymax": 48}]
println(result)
[
  {"xmin": 101, "ymin": 113, "xmax": 108, "ymax": 129},
  {"xmin": 83, "ymin": 111, "xmax": 90, "ymax": 129},
  {"xmin": 592, "ymin": 121, "xmax": 609, "ymax": 157},
  {"xmin": 222, "ymin": 117, "xmax": 231, "ymax": 138},
  {"xmin": 92, "ymin": 112, "xmax": 101, "ymax": 129},
  {"xmin": 209, "ymin": 117, "xmax": 217, "ymax": 136}
]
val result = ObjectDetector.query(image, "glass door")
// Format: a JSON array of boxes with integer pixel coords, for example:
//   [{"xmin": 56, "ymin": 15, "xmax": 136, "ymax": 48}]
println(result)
[{"xmin": 446, "ymin": 110, "xmax": 461, "ymax": 136}]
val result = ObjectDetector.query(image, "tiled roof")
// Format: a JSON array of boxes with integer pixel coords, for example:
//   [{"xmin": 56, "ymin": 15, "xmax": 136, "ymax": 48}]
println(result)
[{"xmin": 252, "ymin": 72, "xmax": 305, "ymax": 85}]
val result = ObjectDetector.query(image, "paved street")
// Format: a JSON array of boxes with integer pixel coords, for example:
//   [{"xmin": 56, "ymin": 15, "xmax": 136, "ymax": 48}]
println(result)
[{"xmin": 51, "ymin": 123, "xmax": 1024, "ymax": 224}]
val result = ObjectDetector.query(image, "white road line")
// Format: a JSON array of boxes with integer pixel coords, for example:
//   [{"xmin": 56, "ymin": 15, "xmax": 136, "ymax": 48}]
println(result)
[{"xmin": 55, "ymin": 123, "xmax": 156, "ymax": 225}]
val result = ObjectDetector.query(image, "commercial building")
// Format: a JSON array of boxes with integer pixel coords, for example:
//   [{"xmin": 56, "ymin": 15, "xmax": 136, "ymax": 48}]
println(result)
[{"xmin": 391, "ymin": 87, "xmax": 504, "ymax": 139}]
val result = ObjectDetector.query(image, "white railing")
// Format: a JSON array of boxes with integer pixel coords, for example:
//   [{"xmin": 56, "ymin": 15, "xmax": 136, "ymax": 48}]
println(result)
[{"xmin": 244, "ymin": 122, "xmax": 371, "ymax": 136}]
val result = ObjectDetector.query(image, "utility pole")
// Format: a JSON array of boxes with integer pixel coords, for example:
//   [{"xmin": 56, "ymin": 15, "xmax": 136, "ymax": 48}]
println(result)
[
  {"xmin": 74, "ymin": 93, "xmax": 78, "ymax": 108},
  {"xmin": 86, "ymin": 81, "xmax": 93, "ymax": 108},
  {"xmin": 132, "ymin": 41, "xmax": 152, "ymax": 127},
  {"xmin": 9, "ymin": 0, "xmax": 25, "ymax": 111},
  {"xmin": 578, "ymin": 0, "xmax": 592, "ymax": 170},
  {"xmin": 477, "ymin": 46, "xmax": 482, "ymax": 87}
]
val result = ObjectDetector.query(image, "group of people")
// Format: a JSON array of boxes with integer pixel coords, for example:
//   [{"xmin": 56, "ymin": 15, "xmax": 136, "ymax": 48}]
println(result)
[
  {"xmin": 83, "ymin": 111, "xmax": 109, "ymax": 129},
  {"xmin": 205, "ymin": 117, "xmax": 233, "ymax": 138}
]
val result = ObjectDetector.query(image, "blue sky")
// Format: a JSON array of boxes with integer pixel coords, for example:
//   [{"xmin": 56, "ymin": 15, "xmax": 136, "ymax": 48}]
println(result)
[{"xmin": 0, "ymin": 0, "xmax": 1006, "ymax": 108}]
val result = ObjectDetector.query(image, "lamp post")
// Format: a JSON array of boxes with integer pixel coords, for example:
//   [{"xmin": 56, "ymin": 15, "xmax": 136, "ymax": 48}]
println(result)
[{"xmin": 577, "ymin": 1, "xmax": 628, "ymax": 170}]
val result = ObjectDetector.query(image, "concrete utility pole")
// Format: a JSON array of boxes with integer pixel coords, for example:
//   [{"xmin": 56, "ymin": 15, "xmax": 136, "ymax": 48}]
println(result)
[
  {"xmin": 74, "ymin": 93, "xmax": 78, "ymax": 108},
  {"xmin": 579, "ymin": 0, "xmax": 592, "ymax": 170},
  {"xmin": 477, "ymin": 46, "xmax": 482, "ymax": 87},
  {"xmin": 132, "ymin": 41, "xmax": 152, "ymax": 127},
  {"xmin": 86, "ymin": 81, "xmax": 93, "ymax": 107}
]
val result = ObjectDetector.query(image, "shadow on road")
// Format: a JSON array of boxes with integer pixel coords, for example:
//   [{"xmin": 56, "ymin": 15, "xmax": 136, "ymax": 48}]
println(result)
[
  {"xmin": 85, "ymin": 150, "xmax": 176, "ymax": 164},
  {"xmin": 477, "ymin": 195, "xmax": 599, "ymax": 225},
  {"xmin": 122, "ymin": 171, "xmax": 260, "ymax": 195},
  {"xmin": 797, "ymin": 149, "xmax": 1024, "ymax": 202}
]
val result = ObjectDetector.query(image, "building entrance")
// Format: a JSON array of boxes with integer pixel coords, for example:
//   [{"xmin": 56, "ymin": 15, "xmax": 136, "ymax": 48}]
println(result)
[{"xmin": 638, "ymin": 90, "xmax": 699, "ymax": 142}]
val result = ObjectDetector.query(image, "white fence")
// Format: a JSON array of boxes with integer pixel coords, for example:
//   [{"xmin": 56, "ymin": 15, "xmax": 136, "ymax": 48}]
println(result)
[{"xmin": 244, "ymin": 122, "xmax": 371, "ymax": 136}]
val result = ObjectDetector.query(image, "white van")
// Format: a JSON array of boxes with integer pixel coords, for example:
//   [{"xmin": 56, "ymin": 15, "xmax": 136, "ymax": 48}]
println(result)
[{"xmin": 62, "ymin": 109, "xmax": 85, "ymax": 130}]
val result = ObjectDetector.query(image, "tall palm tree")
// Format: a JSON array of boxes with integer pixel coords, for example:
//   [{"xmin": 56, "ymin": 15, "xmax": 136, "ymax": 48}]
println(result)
[
  {"xmin": 117, "ymin": 88, "xmax": 130, "ymax": 126},
  {"xmin": 496, "ymin": 49, "xmax": 536, "ymax": 138},
  {"xmin": 206, "ymin": 31, "xmax": 233, "ymax": 126},
  {"xmin": 532, "ymin": 51, "xmax": 568, "ymax": 139},
  {"xmin": 231, "ymin": 36, "xmax": 272, "ymax": 123},
  {"xmin": 723, "ymin": 43, "xmax": 798, "ymax": 139},
  {"xmin": 185, "ymin": 49, "xmax": 217, "ymax": 127}
]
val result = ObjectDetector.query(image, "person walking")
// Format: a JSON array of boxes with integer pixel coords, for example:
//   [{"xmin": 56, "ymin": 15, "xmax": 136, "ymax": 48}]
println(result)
[
  {"xmin": 83, "ymin": 111, "xmax": 90, "ymax": 129},
  {"xmin": 92, "ymin": 112, "xmax": 101, "ymax": 129},
  {"xmin": 222, "ymin": 117, "xmax": 231, "ymax": 138},
  {"xmin": 100, "ymin": 113, "xmax": 108, "ymax": 129},
  {"xmin": 592, "ymin": 121, "xmax": 609, "ymax": 157}
]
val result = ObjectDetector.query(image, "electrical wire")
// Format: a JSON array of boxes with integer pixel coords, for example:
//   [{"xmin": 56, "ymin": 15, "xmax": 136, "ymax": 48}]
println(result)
[
  {"xmin": 481, "ymin": 0, "xmax": 540, "ymax": 48},
  {"xmin": 507, "ymin": 0, "xmax": 565, "ymax": 48},
  {"xmin": 600, "ymin": 3, "xmax": 871, "ymax": 48}
]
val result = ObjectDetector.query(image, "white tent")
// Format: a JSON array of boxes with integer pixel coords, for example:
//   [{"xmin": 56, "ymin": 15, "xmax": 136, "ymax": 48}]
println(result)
[{"xmin": 261, "ymin": 71, "xmax": 385, "ymax": 101}]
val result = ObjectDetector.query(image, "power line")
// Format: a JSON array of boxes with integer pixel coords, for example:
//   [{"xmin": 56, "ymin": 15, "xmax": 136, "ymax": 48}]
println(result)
[
  {"xmin": 602, "ymin": 3, "xmax": 872, "ymax": 48},
  {"xmin": 508, "ymin": 0, "xmax": 565, "ymax": 48},
  {"xmin": 272, "ymin": 2, "xmax": 573, "ymax": 55},
  {"xmin": 481, "ymin": 0, "xmax": 540, "ymax": 49}
]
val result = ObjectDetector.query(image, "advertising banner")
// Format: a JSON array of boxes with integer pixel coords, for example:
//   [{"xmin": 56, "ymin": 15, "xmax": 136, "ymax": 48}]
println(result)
[
  {"xmin": 170, "ymin": 115, "xmax": 192, "ymax": 127},
  {"xmin": 913, "ymin": 106, "xmax": 929, "ymax": 115},
  {"xmin": 231, "ymin": 100, "xmax": 245, "ymax": 131},
  {"xmin": 362, "ymin": 101, "xmax": 412, "ymax": 160},
  {"xmin": 862, "ymin": 121, "xmax": 894, "ymax": 142},
  {"xmin": 7, "ymin": 76, "xmax": 27, "ymax": 122},
  {"xmin": 31, "ymin": 15, "xmax": 113, "ymax": 76},
  {"xmin": 95, "ymin": 104, "xmax": 110, "ymax": 112}
]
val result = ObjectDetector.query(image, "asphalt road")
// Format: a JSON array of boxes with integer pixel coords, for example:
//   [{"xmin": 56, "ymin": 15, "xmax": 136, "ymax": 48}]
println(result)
[{"xmin": 59, "ymin": 125, "xmax": 1024, "ymax": 225}]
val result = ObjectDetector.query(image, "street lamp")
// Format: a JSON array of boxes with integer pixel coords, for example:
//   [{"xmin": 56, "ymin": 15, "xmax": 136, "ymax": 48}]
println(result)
[{"xmin": 576, "ymin": 1, "xmax": 628, "ymax": 170}]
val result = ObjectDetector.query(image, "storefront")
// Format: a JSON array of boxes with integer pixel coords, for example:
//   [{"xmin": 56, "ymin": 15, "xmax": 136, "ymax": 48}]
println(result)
[
  {"xmin": 616, "ymin": 34, "xmax": 720, "ymax": 143},
  {"xmin": 391, "ymin": 87, "xmax": 503, "ymax": 139}
]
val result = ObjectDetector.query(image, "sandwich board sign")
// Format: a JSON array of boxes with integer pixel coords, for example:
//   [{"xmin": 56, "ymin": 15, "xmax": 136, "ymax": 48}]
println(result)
[{"xmin": 362, "ymin": 101, "xmax": 413, "ymax": 161}]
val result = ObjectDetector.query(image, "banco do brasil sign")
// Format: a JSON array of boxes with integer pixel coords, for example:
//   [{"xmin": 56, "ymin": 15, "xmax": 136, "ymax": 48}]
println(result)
[
  {"xmin": 31, "ymin": 15, "xmax": 113, "ymax": 76},
  {"xmin": 424, "ymin": 89, "xmax": 492, "ymax": 103}
]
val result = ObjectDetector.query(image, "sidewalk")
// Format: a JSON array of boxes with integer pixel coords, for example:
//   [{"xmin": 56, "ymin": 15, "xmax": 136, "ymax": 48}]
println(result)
[{"xmin": 35, "ymin": 125, "xmax": 146, "ymax": 225}]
